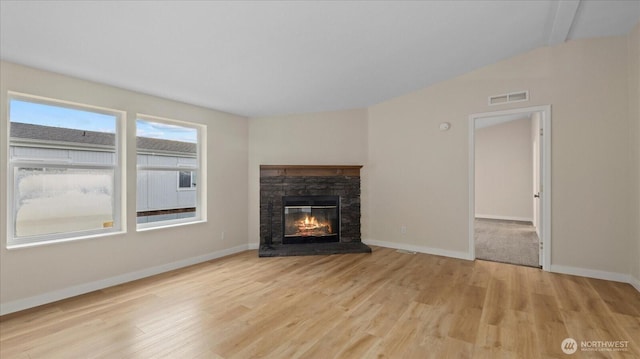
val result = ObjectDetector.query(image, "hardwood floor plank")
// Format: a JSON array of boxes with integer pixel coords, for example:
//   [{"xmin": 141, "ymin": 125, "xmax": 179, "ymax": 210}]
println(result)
[
  {"xmin": 531, "ymin": 293, "xmax": 571, "ymax": 358},
  {"xmin": 266, "ymin": 306, "xmax": 345, "ymax": 358},
  {"xmin": 334, "ymin": 332, "xmax": 380, "ymax": 358},
  {"xmin": 298, "ymin": 308, "xmax": 370, "ymax": 359},
  {"xmin": 417, "ymin": 304, "xmax": 454, "ymax": 340},
  {"xmin": 1, "ymin": 246, "xmax": 638, "ymax": 358},
  {"xmin": 449, "ymin": 307, "xmax": 483, "ymax": 344},
  {"xmin": 373, "ymin": 301, "xmax": 427, "ymax": 358},
  {"xmin": 587, "ymin": 279, "xmax": 640, "ymax": 317}
]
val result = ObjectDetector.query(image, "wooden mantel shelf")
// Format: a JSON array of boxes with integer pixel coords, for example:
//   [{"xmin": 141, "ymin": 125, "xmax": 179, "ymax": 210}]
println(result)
[{"xmin": 260, "ymin": 165, "xmax": 362, "ymax": 177}]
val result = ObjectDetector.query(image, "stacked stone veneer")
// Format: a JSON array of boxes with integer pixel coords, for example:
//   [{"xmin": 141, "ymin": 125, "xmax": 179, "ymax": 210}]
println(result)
[{"xmin": 260, "ymin": 171, "xmax": 361, "ymax": 245}]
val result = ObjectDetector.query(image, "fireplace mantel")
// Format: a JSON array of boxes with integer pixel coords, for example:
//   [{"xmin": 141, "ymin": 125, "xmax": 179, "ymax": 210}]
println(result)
[{"xmin": 260, "ymin": 165, "xmax": 362, "ymax": 177}]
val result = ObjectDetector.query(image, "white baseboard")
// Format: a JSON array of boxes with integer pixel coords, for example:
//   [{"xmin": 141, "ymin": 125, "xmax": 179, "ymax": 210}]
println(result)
[
  {"xmin": 475, "ymin": 214, "xmax": 533, "ymax": 222},
  {"xmin": 0, "ymin": 244, "xmax": 249, "ymax": 316},
  {"xmin": 631, "ymin": 276, "xmax": 640, "ymax": 293},
  {"xmin": 363, "ymin": 239, "xmax": 472, "ymax": 261},
  {"xmin": 550, "ymin": 264, "xmax": 640, "ymax": 292},
  {"xmin": 248, "ymin": 242, "xmax": 259, "ymax": 250},
  {"xmin": 630, "ymin": 276, "xmax": 640, "ymax": 293}
]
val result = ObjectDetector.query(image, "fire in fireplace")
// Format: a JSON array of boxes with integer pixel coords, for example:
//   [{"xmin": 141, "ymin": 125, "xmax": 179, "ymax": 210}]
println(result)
[{"xmin": 282, "ymin": 195, "xmax": 339, "ymax": 244}]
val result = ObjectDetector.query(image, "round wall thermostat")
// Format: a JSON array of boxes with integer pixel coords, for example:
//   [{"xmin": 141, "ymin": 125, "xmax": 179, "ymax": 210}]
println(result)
[{"xmin": 439, "ymin": 122, "xmax": 451, "ymax": 131}]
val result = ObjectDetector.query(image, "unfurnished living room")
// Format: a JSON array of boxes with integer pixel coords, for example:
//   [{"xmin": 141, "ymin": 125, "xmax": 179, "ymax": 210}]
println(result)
[{"xmin": 1, "ymin": 1, "xmax": 639, "ymax": 358}]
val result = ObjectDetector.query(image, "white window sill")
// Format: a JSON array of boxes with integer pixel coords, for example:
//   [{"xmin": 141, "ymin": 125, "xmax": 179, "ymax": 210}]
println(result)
[
  {"xmin": 6, "ymin": 230, "xmax": 125, "ymax": 250},
  {"xmin": 136, "ymin": 219, "xmax": 206, "ymax": 232}
]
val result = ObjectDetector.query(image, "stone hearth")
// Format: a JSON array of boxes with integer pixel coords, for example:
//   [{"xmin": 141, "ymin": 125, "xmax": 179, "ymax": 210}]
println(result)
[{"xmin": 259, "ymin": 165, "xmax": 371, "ymax": 257}]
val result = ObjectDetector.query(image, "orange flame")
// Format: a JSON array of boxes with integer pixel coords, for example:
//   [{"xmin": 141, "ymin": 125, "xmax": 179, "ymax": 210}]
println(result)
[{"xmin": 294, "ymin": 215, "xmax": 332, "ymax": 236}]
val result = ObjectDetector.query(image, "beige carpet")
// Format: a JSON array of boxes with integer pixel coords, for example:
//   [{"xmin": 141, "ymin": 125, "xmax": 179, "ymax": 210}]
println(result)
[{"xmin": 474, "ymin": 218, "xmax": 540, "ymax": 267}]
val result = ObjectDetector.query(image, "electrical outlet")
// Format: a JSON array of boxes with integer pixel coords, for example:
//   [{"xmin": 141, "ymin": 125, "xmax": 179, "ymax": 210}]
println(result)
[
  {"xmin": 221, "ymin": 231, "xmax": 225, "ymax": 241},
  {"xmin": 401, "ymin": 225, "xmax": 407, "ymax": 234}
]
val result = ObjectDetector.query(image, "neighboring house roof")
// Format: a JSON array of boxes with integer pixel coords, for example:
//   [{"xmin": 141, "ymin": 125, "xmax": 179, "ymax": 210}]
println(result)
[
  {"xmin": 136, "ymin": 136, "xmax": 196, "ymax": 155},
  {"xmin": 10, "ymin": 122, "xmax": 196, "ymax": 155}
]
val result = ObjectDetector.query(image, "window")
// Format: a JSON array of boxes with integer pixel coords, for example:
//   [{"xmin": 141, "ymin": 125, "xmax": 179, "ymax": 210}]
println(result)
[
  {"xmin": 7, "ymin": 93, "xmax": 123, "ymax": 246},
  {"xmin": 136, "ymin": 116, "xmax": 203, "ymax": 227},
  {"xmin": 178, "ymin": 171, "xmax": 196, "ymax": 189}
]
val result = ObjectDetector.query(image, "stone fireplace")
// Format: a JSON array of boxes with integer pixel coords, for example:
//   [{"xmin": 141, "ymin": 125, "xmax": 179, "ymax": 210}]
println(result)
[{"xmin": 259, "ymin": 165, "xmax": 371, "ymax": 257}]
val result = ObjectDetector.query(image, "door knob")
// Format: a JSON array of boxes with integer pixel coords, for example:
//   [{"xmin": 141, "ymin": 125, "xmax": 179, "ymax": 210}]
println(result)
[{"xmin": 534, "ymin": 193, "xmax": 540, "ymax": 198}]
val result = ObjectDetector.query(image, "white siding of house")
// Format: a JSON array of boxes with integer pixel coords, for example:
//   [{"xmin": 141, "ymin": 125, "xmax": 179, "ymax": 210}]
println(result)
[
  {"xmin": 136, "ymin": 154, "xmax": 196, "ymax": 212},
  {"xmin": 11, "ymin": 146, "xmax": 115, "ymax": 164}
]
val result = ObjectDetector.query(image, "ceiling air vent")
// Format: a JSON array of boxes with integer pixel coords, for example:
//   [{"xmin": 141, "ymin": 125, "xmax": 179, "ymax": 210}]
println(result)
[{"xmin": 488, "ymin": 91, "xmax": 528, "ymax": 106}]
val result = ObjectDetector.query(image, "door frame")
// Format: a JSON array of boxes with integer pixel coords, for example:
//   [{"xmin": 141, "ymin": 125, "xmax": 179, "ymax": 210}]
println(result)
[{"xmin": 468, "ymin": 105, "xmax": 551, "ymax": 270}]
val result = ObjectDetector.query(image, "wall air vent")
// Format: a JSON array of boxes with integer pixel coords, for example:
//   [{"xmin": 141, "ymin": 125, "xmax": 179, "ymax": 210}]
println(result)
[{"xmin": 488, "ymin": 91, "xmax": 529, "ymax": 106}]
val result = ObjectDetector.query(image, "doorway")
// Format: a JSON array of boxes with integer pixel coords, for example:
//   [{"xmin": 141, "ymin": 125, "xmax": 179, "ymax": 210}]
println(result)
[{"xmin": 468, "ymin": 105, "xmax": 551, "ymax": 270}]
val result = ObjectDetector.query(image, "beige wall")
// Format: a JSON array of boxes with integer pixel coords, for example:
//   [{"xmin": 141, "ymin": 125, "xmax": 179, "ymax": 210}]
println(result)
[
  {"xmin": 475, "ymin": 118, "xmax": 533, "ymax": 221},
  {"xmin": 367, "ymin": 34, "xmax": 633, "ymax": 273},
  {"xmin": 629, "ymin": 23, "xmax": 640, "ymax": 285},
  {"xmin": 247, "ymin": 109, "xmax": 368, "ymax": 246},
  {"xmin": 0, "ymin": 61, "xmax": 249, "ymax": 308}
]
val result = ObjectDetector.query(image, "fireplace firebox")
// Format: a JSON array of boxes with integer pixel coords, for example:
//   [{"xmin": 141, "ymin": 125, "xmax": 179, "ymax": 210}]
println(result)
[{"xmin": 282, "ymin": 195, "xmax": 339, "ymax": 244}]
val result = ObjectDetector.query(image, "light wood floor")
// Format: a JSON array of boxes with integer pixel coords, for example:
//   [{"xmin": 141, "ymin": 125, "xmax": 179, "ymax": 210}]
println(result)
[{"xmin": 1, "ymin": 246, "xmax": 639, "ymax": 358}]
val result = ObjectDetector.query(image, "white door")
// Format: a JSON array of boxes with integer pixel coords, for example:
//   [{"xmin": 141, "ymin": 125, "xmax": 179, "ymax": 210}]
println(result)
[{"xmin": 532, "ymin": 112, "xmax": 543, "ymax": 266}]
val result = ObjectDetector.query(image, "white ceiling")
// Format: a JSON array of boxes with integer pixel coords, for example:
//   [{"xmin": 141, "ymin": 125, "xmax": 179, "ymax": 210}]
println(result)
[{"xmin": 1, "ymin": 1, "xmax": 638, "ymax": 118}]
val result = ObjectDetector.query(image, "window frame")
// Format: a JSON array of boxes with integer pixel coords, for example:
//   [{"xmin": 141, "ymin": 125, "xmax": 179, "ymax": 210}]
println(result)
[
  {"xmin": 136, "ymin": 114, "xmax": 205, "ymax": 230},
  {"xmin": 6, "ymin": 92, "xmax": 126, "ymax": 248}
]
